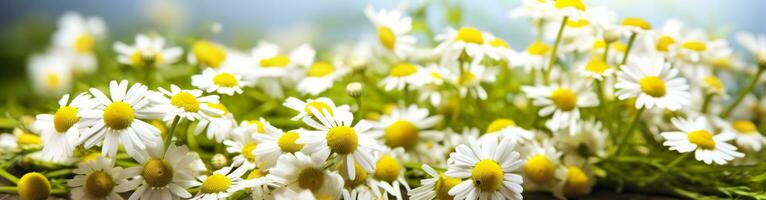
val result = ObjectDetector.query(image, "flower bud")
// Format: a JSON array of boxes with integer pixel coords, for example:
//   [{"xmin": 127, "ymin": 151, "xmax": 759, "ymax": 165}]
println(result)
[
  {"xmin": 211, "ymin": 153, "xmax": 228, "ymax": 169},
  {"xmin": 604, "ymin": 29, "xmax": 620, "ymax": 44},
  {"xmin": 346, "ymin": 82, "xmax": 363, "ymax": 98},
  {"xmin": 18, "ymin": 172, "xmax": 50, "ymax": 200}
]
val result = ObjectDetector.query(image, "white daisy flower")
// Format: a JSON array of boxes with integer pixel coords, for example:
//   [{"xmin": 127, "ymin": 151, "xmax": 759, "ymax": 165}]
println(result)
[
  {"xmin": 522, "ymin": 79, "xmax": 598, "ymax": 133},
  {"xmin": 552, "ymin": 165, "xmax": 595, "ymax": 199},
  {"xmin": 380, "ymin": 63, "xmax": 429, "ymax": 91},
  {"xmin": 283, "ymin": 97, "xmax": 351, "ymax": 121},
  {"xmin": 343, "ymin": 186, "xmax": 377, "ymax": 200},
  {"xmin": 296, "ymin": 104, "xmax": 385, "ymax": 180},
  {"xmin": 446, "ymin": 137, "xmax": 524, "ymax": 200},
  {"xmin": 736, "ymin": 32, "xmax": 766, "ymax": 62},
  {"xmin": 577, "ymin": 58, "xmax": 614, "ymax": 80},
  {"xmin": 121, "ymin": 144, "xmax": 207, "ymax": 200},
  {"xmin": 250, "ymin": 42, "xmax": 315, "ymax": 78},
  {"xmin": 148, "ymin": 85, "xmax": 220, "ymax": 122},
  {"xmin": 728, "ymin": 120, "xmax": 766, "ymax": 152},
  {"xmin": 509, "ymin": 0, "xmax": 555, "ymax": 21},
  {"xmin": 370, "ymin": 105, "xmax": 442, "ymax": 156},
  {"xmin": 225, "ymin": 119, "xmax": 275, "ymax": 170},
  {"xmin": 252, "ymin": 126, "xmax": 306, "ymax": 168},
  {"xmin": 661, "ymin": 116, "xmax": 745, "ymax": 165},
  {"xmin": 0, "ymin": 129, "xmax": 42, "ymax": 151},
  {"xmin": 434, "ymin": 27, "xmax": 493, "ymax": 67},
  {"xmin": 511, "ymin": 41, "xmax": 551, "ymax": 73},
  {"xmin": 194, "ymin": 103, "xmax": 237, "ymax": 142},
  {"xmin": 68, "ymin": 156, "xmax": 134, "ymax": 200},
  {"xmin": 192, "ymin": 166, "xmax": 254, "ymax": 200},
  {"xmin": 365, "ymin": 5, "xmax": 417, "ymax": 59},
  {"xmin": 482, "ymin": 118, "xmax": 535, "ymax": 143},
  {"xmin": 27, "ymin": 51, "xmax": 72, "ymax": 96},
  {"xmin": 554, "ymin": 120, "xmax": 607, "ymax": 165},
  {"xmin": 188, "ymin": 40, "xmax": 229, "ymax": 69},
  {"xmin": 417, "ymin": 64, "xmax": 451, "ymax": 106},
  {"xmin": 615, "ymin": 56, "xmax": 690, "ymax": 111},
  {"xmin": 449, "ymin": 63, "xmax": 496, "ymax": 100},
  {"xmin": 79, "ymin": 80, "xmax": 165, "ymax": 159},
  {"xmin": 113, "ymin": 34, "xmax": 182, "ymax": 68},
  {"xmin": 409, "ymin": 164, "xmax": 462, "ymax": 200},
  {"xmin": 619, "ymin": 17, "xmax": 652, "ymax": 35},
  {"xmin": 551, "ymin": 0, "xmax": 587, "ymax": 21},
  {"xmin": 297, "ymin": 61, "xmax": 349, "ymax": 95},
  {"xmin": 33, "ymin": 93, "xmax": 97, "ymax": 162},
  {"xmin": 482, "ymin": 34, "xmax": 514, "ymax": 61},
  {"xmin": 52, "ymin": 12, "xmax": 106, "ymax": 73},
  {"xmin": 368, "ymin": 148, "xmax": 410, "ymax": 200},
  {"xmin": 267, "ymin": 152, "xmax": 344, "ymax": 199},
  {"xmin": 191, "ymin": 68, "xmax": 250, "ymax": 96},
  {"xmin": 519, "ymin": 140, "xmax": 561, "ymax": 191}
]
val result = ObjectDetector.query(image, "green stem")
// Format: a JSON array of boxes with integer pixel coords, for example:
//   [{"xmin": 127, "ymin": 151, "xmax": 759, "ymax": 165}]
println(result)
[
  {"xmin": 535, "ymin": 19, "xmax": 545, "ymax": 41},
  {"xmin": 720, "ymin": 67, "xmax": 764, "ymax": 118},
  {"xmin": 0, "ymin": 186, "xmax": 17, "ymax": 193},
  {"xmin": 544, "ymin": 16, "xmax": 569, "ymax": 85},
  {"xmin": 614, "ymin": 107, "xmax": 645, "ymax": 156},
  {"xmin": 644, "ymin": 153, "xmax": 690, "ymax": 184},
  {"xmin": 44, "ymin": 169, "xmax": 72, "ymax": 178},
  {"xmin": 602, "ymin": 42, "xmax": 610, "ymax": 62},
  {"xmin": 115, "ymin": 160, "xmax": 139, "ymax": 168},
  {"xmin": 354, "ymin": 97, "xmax": 363, "ymax": 123},
  {"xmin": 51, "ymin": 189, "xmax": 68, "ymax": 195},
  {"xmin": 700, "ymin": 93, "xmax": 714, "ymax": 114},
  {"xmin": 0, "ymin": 168, "xmax": 19, "ymax": 184},
  {"xmin": 619, "ymin": 32, "xmax": 638, "ymax": 67},
  {"xmin": 163, "ymin": 116, "xmax": 181, "ymax": 157}
]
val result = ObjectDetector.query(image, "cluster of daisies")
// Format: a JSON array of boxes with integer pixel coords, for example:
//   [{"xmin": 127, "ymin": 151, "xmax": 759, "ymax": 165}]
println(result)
[{"xmin": 5, "ymin": 0, "xmax": 766, "ymax": 199}]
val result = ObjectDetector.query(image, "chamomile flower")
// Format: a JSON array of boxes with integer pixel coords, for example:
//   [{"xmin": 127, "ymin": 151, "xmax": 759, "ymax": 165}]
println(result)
[
  {"xmin": 615, "ymin": 56, "xmax": 690, "ymax": 111},
  {"xmin": 189, "ymin": 40, "xmax": 228, "ymax": 69},
  {"xmin": 113, "ymin": 34, "xmax": 182, "ymax": 69},
  {"xmin": 52, "ymin": 12, "xmax": 106, "ymax": 73},
  {"xmin": 28, "ymin": 52, "xmax": 72, "ymax": 96},
  {"xmin": 1, "ymin": 129, "xmax": 42, "ymax": 150},
  {"xmin": 250, "ymin": 42, "xmax": 315, "ymax": 78},
  {"xmin": 554, "ymin": 120, "xmax": 606, "ymax": 164},
  {"xmin": 551, "ymin": 0, "xmax": 587, "ymax": 21},
  {"xmin": 191, "ymin": 68, "xmax": 249, "ymax": 96},
  {"xmin": 449, "ymin": 63, "xmax": 496, "ymax": 100},
  {"xmin": 68, "ymin": 156, "xmax": 133, "ymax": 200},
  {"xmin": 296, "ymin": 104, "xmax": 385, "ymax": 180},
  {"xmin": 522, "ymin": 80, "xmax": 598, "ymax": 132},
  {"xmin": 33, "ymin": 93, "xmax": 97, "ymax": 162},
  {"xmin": 226, "ymin": 119, "xmax": 275, "ymax": 170},
  {"xmin": 434, "ymin": 27, "xmax": 492, "ymax": 66},
  {"xmin": 252, "ymin": 126, "xmax": 307, "ymax": 168},
  {"xmin": 409, "ymin": 164, "xmax": 462, "ymax": 200},
  {"xmin": 512, "ymin": 41, "xmax": 551, "ymax": 72},
  {"xmin": 194, "ymin": 103, "xmax": 237, "ymax": 142},
  {"xmin": 79, "ymin": 80, "xmax": 165, "ymax": 158},
  {"xmin": 121, "ymin": 144, "xmax": 206, "ymax": 200},
  {"xmin": 370, "ymin": 105, "xmax": 442, "ymax": 154},
  {"xmin": 509, "ymin": 0, "xmax": 555, "ymax": 21},
  {"xmin": 380, "ymin": 63, "xmax": 428, "ymax": 91},
  {"xmin": 483, "ymin": 34, "xmax": 515, "ymax": 61},
  {"xmin": 417, "ymin": 64, "xmax": 451, "ymax": 106},
  {"xmin": 483, "ymin": 118, "xmax": 534, "ymax": 143},
  {"xmin": 297, "ymin": 61, "xmax": 349, "ymax": 95},
  {"xmin": 728, "ymin": 120, "xmax": 766, "ymax": 152},
  {"xmin": 283, "ymin": 97, "xmax": 351, "ymax": 121},
  {"xmin": 365, "ymin": 5, "xmax": 417, "ymax": 59},
  {"xmin": 736, "ymin": 32, "xmax": 766, "ymax": 62},
  {"xmin": 369, "ymin": 148, "xmax": 410, "ymax": 200},
  {"xmin": 446, "ymin": 137, "xmax": 524, "ymax": 200},
  {"xmin": 267, "ymin": 152, "xmax": 345, "ymax": 199},
  {"xmin": 192, "ymin": 166, "xmax": 253, "ymax": 200},
  {"xmin": 148, "ymin": 85, "xmax": 220, "ymax": 122},
  {"xmin": 578, "ymin": 58, "xmax": 613, "ymax": 80},
  {"xmin": 519, "ymin": 140, "xmax": 561, "ymax": 190},
  {"xmin": 552, "ymin": 165, "xmax": 594, "ymax": 199},
  {"xmin": 661, "ymin": 116, "xmax": 745, "ymax": 165},
  {"xmin": 619, "ymin": 17, "xmax": 652, "ymax": 34}
]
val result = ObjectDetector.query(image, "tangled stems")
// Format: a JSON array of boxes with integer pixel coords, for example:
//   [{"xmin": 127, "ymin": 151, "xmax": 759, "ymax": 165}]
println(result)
[
  {"xmin": 162, "ymin": 116, "xmax": 181, "ymax": 157},
  {"xmin": 642, "ymin": 153, "xmax": 690, "ymax": 185},
  {"xmin": 614, "ymin": 107, "xmax": 645, "ymax": 156},
  {"xmin": 720, "ymin": 66, "xmax": 765, "ymax": 118},
  {"xmin": 544, "ymin": 16, "xmax": 568, "ymax": 85},
  {"xmin": 0, "ymin": 168, "xmax": 19, "ymax": 184}
]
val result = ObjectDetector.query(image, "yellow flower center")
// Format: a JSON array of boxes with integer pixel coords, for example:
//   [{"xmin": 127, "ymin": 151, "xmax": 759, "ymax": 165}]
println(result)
[
  {"xmin": 142, "ymin": 159, "xmax": 174, "ymax": 188},
  {"xmin": 459, "ymin": 71, "xmax": 477, "ymax": 86},
  {"xmin": 524, "ymin": 154, "xmax": 555, "ymax": 184},
  {"xmin": 613, "ymin": 42, "xmax": 628, "ymax": 52},
  {"xmin": 212, "ymin": 72, "xmax": 238, "ymax": 87},
  {"xmin": 486, "ymin": 118, "xmax": 516, "ymax": 133},
  {"xmin": 246, "ymin": 170, "xmax": 265, "ymax": 180},
  {"xmin": 639, "ymin": 76, "xmax": 666, "ymax": 97},
  {"xmin": 339, "ymin": 160, "xmax": 367, "ymax": 187},
  {"xmin": 592, "ymin": 40, "xmax": 606, "ymax": 49},
  {"xmin": 307, "ymin": 61, "xmax": 335, "ymax": 77},
  {"xmin": 17, "ymin": 172, "xmax": 50, "ymax": 200},
  {"xmin": 733, "ymin": 121, "xmax": 758, "ymax": 134},
  {"xmin": 471, "ymin": 159, "xmax": 504, "ymax": 192},
  {"xmin": 566, "ymin": 19, "xmax": 590, "ymax": 28},
  {"xmin": 278, "ymin": 131, "xmax": 304, "ymax": 153},
  {"xmin": 103, "ymin": 102, "xmax": 135, "ymax": 130},
  {"xmin": 390, "ymin": 63, "xmax": 418, "ymax": 77},
  {"xmin": 260, "ymin": 54, "xmax": 291, "ymax": 68},
  {"xmin": 688, "ymin": 130, "xmax": 716, "ymax": 150},
  {"xmin": 74, "ymin": 34, "xmax": 95, "ymax": 53},
  {"xmin": 554, "ymin": 0, "xmax": 586, "ymax": 11},
  {"xmin": 384, "ymin": 120, "xmax": 419, "ymax": 150},
  {"xmin": 206, "ymin": 103, "xmax": 229, "ymax": 117},
  {"xmin": 326, "ymin": 126, "xmax": 358, "ymax": 154},
  {"xmin": 297, "ymin": 167, "xmax": 325, "ymax": 192},
  {"xmin": 130, "ymin": 51, "xmax": 163, "ymax": 67},
  {"xmin": 305, "ymin": 101, "xmax": 333, "ymax": 117},
  {"xmin": 621, "ymin": 17, "xmax": 652, "ymax": 30},
  {"xmin": 455, "ymin": 27, "xmax": 484, "ymax": 44},
  {"xmin": 241, "ymin": 143, "xmax": 257, "ymax": 162},
  {"xmin": 46, "ymin": 73, "xmax": 61, "ymax": 89},
  {"xmin": 682, "ymin": 40, "xmax": 707, "ymax": 52},
  {"xmin": 85, "ymin": 171, "xmax": 114, "ymax": 198},
  {"xmin": 16, "ymin": 132, "xmax": 41, "ymax": 146},
  {"xmin": 656, "ymin": 35, "xmax": 675, "ymax": 52},
  {"xmin": 551, "ymin": 88, "xmax": 578, "ymax": 111},
  {"xmin": 490, "ymin": 38, "xmax": 510, "ymax": 48},
  {"xmin": 703, "ymin": 76, "xmax": 724, "ymax": 92},
  {"xmin": 435, "ymin": 174, "xmax": 462, "ymax": 200},
  {"xmin": 201, "ymin": 174, "xmax": 232, "ymax": 194},
  {"xmin": 563, "ymin": 166, "xmax": 589, "ymax": 198},
  {"xmin": 170, "ymin": 92, "xmax": 200, "ymax": 112},
  {"xmin": 248, "ymin": 120, "xmax": 266, "ymax": 134},
  {"xmin": 192, "ymin": 40, "xmax": 227, "ymax": 68},
  {"xmin": 53, "ymin": 106, "xmax": 79, "ymax": 133},
  {"xmin": 80, "ymin": 152, "xmax": 102, "ymax": 164},
  {"xmin": 378, "ymin": 26, "xmax": 396, "ymax": 50},
  {"xmin": 374, "ymin": 155, "xmax": 401, "ymax": 183},
  {"xmin": 527, "ymin": 41, "xmax": 551, "ymax": 55},
  {"xmin": 585, "ymin": 59, "xmax": 609, "ymax": 74}
]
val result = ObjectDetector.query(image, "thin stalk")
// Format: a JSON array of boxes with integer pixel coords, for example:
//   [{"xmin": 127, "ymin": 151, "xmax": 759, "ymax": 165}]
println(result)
[
  {"xmin": 0, "ymin": 168, "xmax": 19, "ymax": 184},
  {"xmin": 700, "ymin": 93, "xmax": 715, "ymax": 114},
  {"xmin": 44, "ymin": 169, "xmax": 72, "ymax": 178},
  {"xmin": 643, "ymin": 153, "xmax": 690, "ymax": 184},
  {"xmin": 602, "ymin": 42, "xmax": 611, "ymax": 62},
  {"xmin": 619, "ymin": 32, "xmax": 638, "ymax": 67},
  {"xmin": 614, "ymin": 107, "xmax": 645, "ymax": 156},
  {"xmin": 535, "ymin": 19, "xmax": 545, "ymax": 41},
  {"xmin": 0, "ymin": 186, "xmax": 17, "ymax": 193},
  {"xmin": 163, "ymin": 116, "xmax": 181, "ymax": 157},
  {"xmin": 354, "ymin": 97, "xmax": 363, "ymax": 123},
  {"xmin": 544, "ymin": 16, "xmax": 569, "ymax": 84},
  {"xmin": 720, "ymin": 67, "xmax": 764, "ymax": 118}
]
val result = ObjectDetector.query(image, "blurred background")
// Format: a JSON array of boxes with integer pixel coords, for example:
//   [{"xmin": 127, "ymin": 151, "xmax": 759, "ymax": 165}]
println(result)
[{"xmin": 0, "ymin": 0, "xmax": 764, "ymax": 112}]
